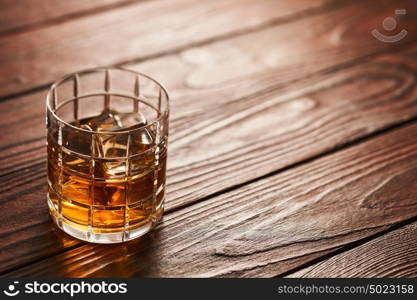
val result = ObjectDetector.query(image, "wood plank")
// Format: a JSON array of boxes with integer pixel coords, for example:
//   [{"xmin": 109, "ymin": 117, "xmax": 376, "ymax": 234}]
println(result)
[
  {"xmin": 0, "ymin": 0, "xmax": 140, "ymax": 34},
  {"xmin": 3, "ymin": 42, "xmax": 417, "ymax": 275},
  {"xmin": 0, "ymin": 0, "xmax": 328, "ymax": 98},
  {"xmin": 6, "ymin": 118, "xmax": 417, "ymax": 277},
  {"xmin": 288, "ymin": 222, "xmax": 417, "ymax": 278}
]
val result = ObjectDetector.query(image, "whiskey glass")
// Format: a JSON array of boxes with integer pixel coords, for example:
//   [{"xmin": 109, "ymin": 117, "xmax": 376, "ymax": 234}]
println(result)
[{"xmin": 46, "ymin": 67, "xmax": 169, "ymax": 243}]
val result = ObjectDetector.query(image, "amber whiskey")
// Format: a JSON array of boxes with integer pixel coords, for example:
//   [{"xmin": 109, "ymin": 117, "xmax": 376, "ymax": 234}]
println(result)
[{"xmin": 47, "ymin": 109, "xmax": 167, "ymax": 243}]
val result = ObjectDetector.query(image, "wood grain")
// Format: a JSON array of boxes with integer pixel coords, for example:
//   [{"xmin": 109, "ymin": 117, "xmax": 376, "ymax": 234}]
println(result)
[
  {"xmin": 6, "ymin": 119, "xmax": 417, "ymax": 277},
  {"xmin": 2, "ymin": 0, "xmax": 417, "ymax": 276},
  {"xmin": 0, "ymin": 0, "xmax": 329, "ymax": 98},
  {"xmin": 288, "ymin": 222, "xmax": 417, "ymax": 277},
  {"xmin": 0, "ymin": 0, "xmax": 141, "ymax": 34},
  {"xmin": 3, "ymin": 43, "xmax": 417, "ymax": 275},
  {"xmin": 2, "ymin": 0, "xmax": 416, "ymax": 169}
]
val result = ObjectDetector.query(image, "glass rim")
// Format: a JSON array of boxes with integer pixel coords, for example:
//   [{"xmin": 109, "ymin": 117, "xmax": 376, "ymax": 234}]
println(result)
[{"xmin": 46, "ymin": 66, "xmax": 169, "ymax": 135}]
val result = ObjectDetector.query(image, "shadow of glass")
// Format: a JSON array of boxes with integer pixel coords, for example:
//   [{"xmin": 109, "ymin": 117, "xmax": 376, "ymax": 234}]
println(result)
[{"xmin": 48, "ymin": 221, "xmax": 161, "ymax": 277}]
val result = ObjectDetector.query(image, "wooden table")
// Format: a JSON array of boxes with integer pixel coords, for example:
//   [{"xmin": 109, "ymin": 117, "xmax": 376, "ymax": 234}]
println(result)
[{"xmin": 1, "ymin": 0, "xmax": 417, "ymax": 278}]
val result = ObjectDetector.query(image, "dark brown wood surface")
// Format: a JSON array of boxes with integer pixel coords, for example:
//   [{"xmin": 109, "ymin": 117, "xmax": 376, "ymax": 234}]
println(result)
[
  {"xmin": 288, "ymin": 221, "xmax": 417, "ymax": 278},
  {"xmin": 0, "ymin": 0, "xmax": 141, "ymax": 34},
  {"xmin": 0, "ymin": 0, "xmax": 327, "ymax": 98},
  {"xmin": 1, "ymin": 0, "xmax": 417, "ymax": 277},
  {"xmin": 6, "ymin": 120, "xmax": 417, "ymax": 277}
]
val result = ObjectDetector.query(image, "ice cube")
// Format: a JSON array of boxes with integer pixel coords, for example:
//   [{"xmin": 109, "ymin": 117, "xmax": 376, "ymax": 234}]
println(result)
[
  {"xmin": 82, "ymin": 109, "xmax": 124, "ymax": 132},
  {"xmin": 107, "ymin": 111, "xmax": 153, "ymax": 147},
  {"xmin": 72, "ymin": 110, "xmax": 154, "ymax": 180},
  {"xmin": 116, "ymin": 111, "xmax": 147, "ymax": 129}
]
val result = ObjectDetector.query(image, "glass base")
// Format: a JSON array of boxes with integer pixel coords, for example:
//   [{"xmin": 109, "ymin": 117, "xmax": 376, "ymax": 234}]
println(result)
[{"xmin": 48, "ymin": 198, "xmax": 163, "ymax": 244}]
